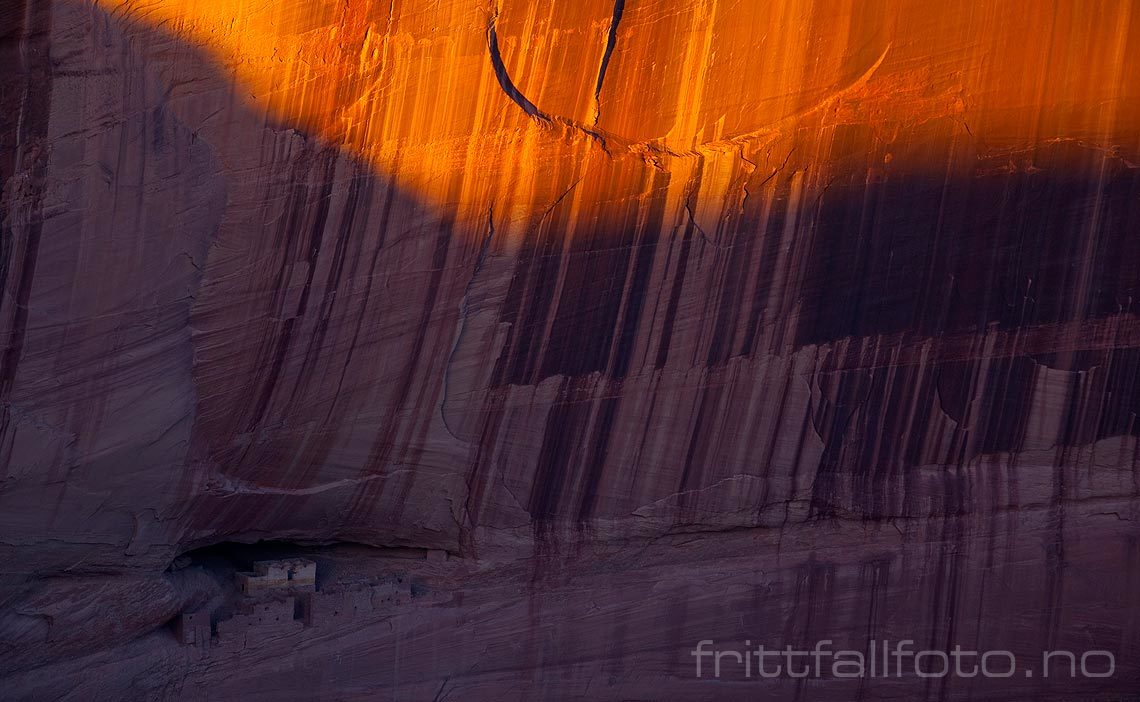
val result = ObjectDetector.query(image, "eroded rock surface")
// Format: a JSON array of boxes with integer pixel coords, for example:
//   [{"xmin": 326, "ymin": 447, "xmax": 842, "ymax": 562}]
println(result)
[{"xmin": 2, "ymin": 0, "xmax": 1139, "ymax": 698}]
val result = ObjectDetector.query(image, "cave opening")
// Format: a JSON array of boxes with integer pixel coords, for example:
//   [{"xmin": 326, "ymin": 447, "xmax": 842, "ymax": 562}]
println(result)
[{"xmin": 166, "ymin": 539, "xmax": 433, "ymax": 588}]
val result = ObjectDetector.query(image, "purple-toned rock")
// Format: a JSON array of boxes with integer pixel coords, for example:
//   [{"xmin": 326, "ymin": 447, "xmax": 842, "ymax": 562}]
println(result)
[{"xmin": 2, "ymin": 0, "xmax": 1139, "ymax": 699}]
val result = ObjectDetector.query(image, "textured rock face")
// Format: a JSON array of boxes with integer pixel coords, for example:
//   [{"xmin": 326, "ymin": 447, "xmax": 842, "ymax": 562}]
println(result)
[{"xmin": 2, "ymin": 0, "xmax": 1140, "ymax": 698}]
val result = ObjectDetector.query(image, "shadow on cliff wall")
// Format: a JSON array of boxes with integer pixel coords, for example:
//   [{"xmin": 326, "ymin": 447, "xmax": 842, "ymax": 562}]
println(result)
[
  {"xmin": 5, "ymin": 0, "xmax": 1140, "ymax": 560},
  {"xmin": 475, "ymin": 130, "xmax": 1140, "ymax": 528},
  {"xmin": 0, "ymin": 0, "xmax": 464, "ymax": 676},
  {"xmin": 0, "ymin": 0, "xmax": 472, "ymax": 571}
]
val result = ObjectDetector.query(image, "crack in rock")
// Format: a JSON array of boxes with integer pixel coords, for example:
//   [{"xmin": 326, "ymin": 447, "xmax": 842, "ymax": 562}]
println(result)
[
  {"xmin": 486, "ymin": 6, "xmax": 550, "ymax": 123},
  {"xmin": 593, "ymin": 0, "xmax": 625, "ymax": 126}
]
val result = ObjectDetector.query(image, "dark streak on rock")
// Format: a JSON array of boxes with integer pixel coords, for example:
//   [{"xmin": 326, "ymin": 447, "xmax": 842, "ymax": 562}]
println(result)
[
  {"xmin": 593, "ymin": 0, "xmax": 625, "ymax": 126},
  {"xmin": 349, "ymin": 214, "xmax": 456, "ymax": 524},
  {"xmin": 654, "ymin": 222, "xmax": 694, "ymax": 369},
  {"xmin": 576, "ymin": 394, "xmax": 620, "ymax": 521},
  {"xmin": 291, "ymin": 166, "xmax": 370, "ymax": 404},
  {"xmin": 246, "ymin": 149, "xmax": 338, "ymax": 431},
  {"xmin": 0, "ymin": 0, "xmax": 52, "ymax": 408},
  {"xmin": 486, "ymin": 10, "xmax": 549, "ymax": 123},
  {"xmin": 529, "ymin": 379, "xmax": 586, "ymax": 523},
  {"xmin": 327, "ymin": 169, "xmax": 399, "ymax": 424}
]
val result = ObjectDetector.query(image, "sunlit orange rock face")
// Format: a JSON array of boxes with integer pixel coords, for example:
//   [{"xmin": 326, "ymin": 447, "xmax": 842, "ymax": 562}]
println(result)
[
  {"xmin": 3, "ymin": 0, "xmax": 1140, "ymax": 698},
  {"xmin": 93, "ymin": 0, "xmax": 1140, "ymax": 233}
]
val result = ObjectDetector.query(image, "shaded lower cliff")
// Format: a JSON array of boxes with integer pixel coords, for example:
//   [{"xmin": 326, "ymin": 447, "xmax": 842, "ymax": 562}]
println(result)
[{"xmin": 2, "ymin": 0, "xmax": 1140, "ymax": 699}]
